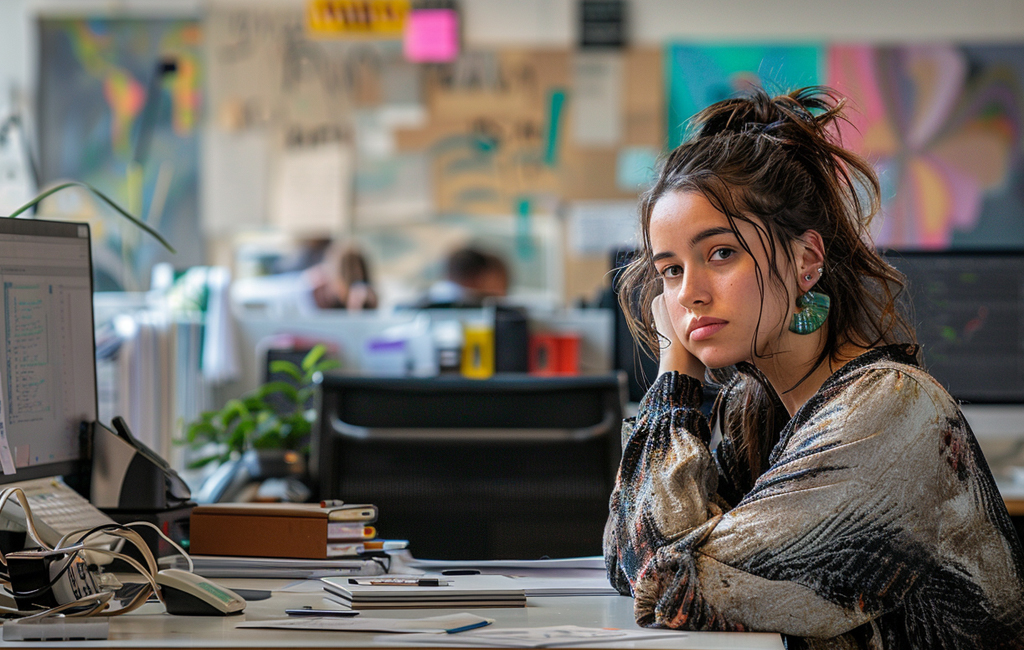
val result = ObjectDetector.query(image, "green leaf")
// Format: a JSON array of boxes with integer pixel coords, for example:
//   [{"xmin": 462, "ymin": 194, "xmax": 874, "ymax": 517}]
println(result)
[
  {"xmin": 301, "ymin": 344, "xmax": 328, "ymax": 372},
  {"xmin": 186, "ymin": 454, "xmax": 224, "ymax": 470},
  {"xmin": 6, "ymin": 181, "xmax": 175, "ymax": 253},
  {"xmin": 269, "ymin": 360, "xmax": 304, "ymax": 383},
  {"xmin": 258, "ymin": 381, "xmax": 300, "ymax": 402},
  {"xmin": 185, "ymin": 421, "xmax": 219, "ymax": 444},
  {"xmin": 253, "ymin": 431, "xmax": 284, "ymax": 449},
  {"xmin": 313, "ymin": 359, "xmax": 342, "ymax": 374}
]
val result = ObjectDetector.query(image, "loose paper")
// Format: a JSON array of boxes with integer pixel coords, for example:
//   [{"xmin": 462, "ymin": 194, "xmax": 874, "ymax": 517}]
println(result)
[
  {"xmin": 270, "ymin": 141, "xmax": 353, "ymax": 234},
  {"xmin": 0, "ymin": 378, "xmax": 14, "ymax": 475},
  {"xmin": 236, "ymin": 613, "xmax": 492, "ymax": 634},
  {"xmin": 571, "ymin": 52, "xmax": 623, "ymax": 147},
  {"xmin": 387, "ymin": 625, "xmax": 688, "ymax": 647},
  {"xmin": 567, "ymin": 201, "xmax": 637, "ymax": 255}
]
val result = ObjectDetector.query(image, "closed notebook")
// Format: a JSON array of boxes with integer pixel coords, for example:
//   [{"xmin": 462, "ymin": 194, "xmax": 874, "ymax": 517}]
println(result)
[
  {"xmin": 189, "ymin": 503, "xmax": 378, "ymax": 560},
  {"xmin": 321, "ymin": 575, "xmax": 527, "ymax": 609}
]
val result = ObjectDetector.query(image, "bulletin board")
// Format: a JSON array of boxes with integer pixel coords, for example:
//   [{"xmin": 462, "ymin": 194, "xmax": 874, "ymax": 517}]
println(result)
[
  {"xmin": 203, "ymin": 2, "xmax": 664, "ymax": 304},
  {"xmin": 666, "ymin": 43, "xmax": 1024, "ymax": 250}
]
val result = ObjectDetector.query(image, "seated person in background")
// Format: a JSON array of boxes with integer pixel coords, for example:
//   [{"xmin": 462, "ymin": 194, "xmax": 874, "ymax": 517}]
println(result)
[
  {"xmin": 232, "ymin": 240, "xmax": 377, "ymax": 315},
  {"xmin": 306, "ymin": 243, "xmax": 378, "ymax": 311},
  {"xmin": 418, "ymin": 246, "xmax": 509, "ymax": 308},
  {"xmin": 603, "ymin": 87, "xmax": 1024, "ymax": 648}
]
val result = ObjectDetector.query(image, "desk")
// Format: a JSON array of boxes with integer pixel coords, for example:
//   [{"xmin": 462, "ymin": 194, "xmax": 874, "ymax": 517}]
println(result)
[{"xmin": 2, "ymin": 579, "xmax": 784, "ymax": 650}]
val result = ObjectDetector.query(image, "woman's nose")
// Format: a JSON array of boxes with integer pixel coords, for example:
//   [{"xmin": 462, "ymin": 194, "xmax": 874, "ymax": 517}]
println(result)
[{"xmin": 677, "ymin": 269, "xmax": 710, "ymax": 308}]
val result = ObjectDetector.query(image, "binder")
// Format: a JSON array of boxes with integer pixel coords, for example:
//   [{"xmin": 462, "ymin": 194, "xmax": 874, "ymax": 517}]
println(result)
[{"xmin": 189, "ymin": 503, "xmax": 378, "ymax": 559}]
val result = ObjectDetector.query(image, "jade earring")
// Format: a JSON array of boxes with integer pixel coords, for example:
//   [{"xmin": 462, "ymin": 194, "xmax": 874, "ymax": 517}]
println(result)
[{"xmin": 789, "ymin": 290, "xmax": 830, "ymax": 334}]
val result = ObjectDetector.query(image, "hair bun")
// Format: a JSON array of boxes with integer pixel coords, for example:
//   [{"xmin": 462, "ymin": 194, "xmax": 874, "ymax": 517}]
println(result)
[{"xmin": 692, "ymin": 86, "xmax": 843, "ymax": 139}]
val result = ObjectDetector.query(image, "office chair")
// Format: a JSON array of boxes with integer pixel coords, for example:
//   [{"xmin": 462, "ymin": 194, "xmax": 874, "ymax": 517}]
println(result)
[{"xmin": 311, "ymin": 373, "xmax": 626, "ymax": 560}]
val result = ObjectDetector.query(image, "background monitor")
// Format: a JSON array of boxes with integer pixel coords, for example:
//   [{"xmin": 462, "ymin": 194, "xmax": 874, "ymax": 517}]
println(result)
[
  {"xmin": 0, "ymin": 218, "xmax": 97, "ymax": 485},
  {"xmin": 883, "ymin": 250, "xmax": 1024, "ymax": 404}
]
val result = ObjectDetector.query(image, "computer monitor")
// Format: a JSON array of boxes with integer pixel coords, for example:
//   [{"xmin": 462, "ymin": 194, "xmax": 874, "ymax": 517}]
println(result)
[
  {"xmin": 0, "ymin": 218, "xmax": 97, "ymax": 485},
  {"xmin": 882, "ymin": 250, "xmax": 1024, "ymax": 404}
]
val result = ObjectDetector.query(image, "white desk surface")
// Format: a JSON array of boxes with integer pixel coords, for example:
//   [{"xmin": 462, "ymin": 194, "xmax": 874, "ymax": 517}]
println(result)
[{"xmin": 2, "ymin": 578, "xmax": 784, "ymax": 650}]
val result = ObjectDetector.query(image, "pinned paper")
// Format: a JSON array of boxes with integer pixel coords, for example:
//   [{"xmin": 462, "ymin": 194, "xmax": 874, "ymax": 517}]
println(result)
[
  {"xmin": 403, "ymin": 9, "xmax": 459, "ymax": 63},
  {"xmin": 616, "ymin": 146, "xmax": 659, "ymax": 191},
  {"xmin": 568, "ymin": 201, "xmax": 637, "ymax": 255},
  {"xmin": 0, "ymin": 381, "xmax": 14, "ymax": 474},
  {"xmin": 571, "ymin": 51, "xmax": 623, "ymax": 147},
  {"xmin": 270, "ymin": 140, "xmax": 353, "ymax": 234}
]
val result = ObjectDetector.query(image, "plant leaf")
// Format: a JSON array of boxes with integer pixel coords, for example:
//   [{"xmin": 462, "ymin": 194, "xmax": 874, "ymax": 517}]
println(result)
[
  {"xmin": 268, "ymin": 360, "xmax": 303, "ymax": 383},
  {"xmin": 186, "ymin": 453, "xmax": 224, "ymax": 470},
  {"xmin": 301, "ymin": 344, "xmax": 328, "ymax": 372},
  {"xmin": 258, "ymin": 381, "xmax": 300, "ymax": 402},
  {"xmin": 6, "ymin": 180, "xmax": 176, "ymax": 253}
]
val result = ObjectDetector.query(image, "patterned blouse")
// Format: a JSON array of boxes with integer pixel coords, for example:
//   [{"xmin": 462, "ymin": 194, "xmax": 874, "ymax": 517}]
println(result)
[{"xmin": 604, "ymin": 345, "xmax": 1024, "ymax": 649}]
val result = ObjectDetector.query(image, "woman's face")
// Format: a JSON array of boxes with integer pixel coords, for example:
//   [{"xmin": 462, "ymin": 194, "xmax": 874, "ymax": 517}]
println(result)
[{"xmin": 649, "ymin": 190, "xmax": 798, "ymax": 369}]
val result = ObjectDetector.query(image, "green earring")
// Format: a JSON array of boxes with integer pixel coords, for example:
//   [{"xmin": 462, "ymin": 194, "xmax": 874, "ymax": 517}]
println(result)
[{"xmin": 789, "ymin": 290, "xmax": 830, "ymax": 334}]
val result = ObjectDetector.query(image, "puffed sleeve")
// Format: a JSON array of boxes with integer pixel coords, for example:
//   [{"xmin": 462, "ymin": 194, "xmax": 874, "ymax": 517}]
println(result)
[
  {"xmin": 606, "ymin": 364, "xmax": 1024, "ymax": 644},
  {"xmin": 603, "ymin": 371, "xmax": 719, "ymax": 597}
]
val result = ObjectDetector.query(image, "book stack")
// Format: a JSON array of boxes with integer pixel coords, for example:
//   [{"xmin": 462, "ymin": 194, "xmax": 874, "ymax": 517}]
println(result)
[{"xmin": 189, "ymin": 502, "xmax": 379, "ymax": 560}]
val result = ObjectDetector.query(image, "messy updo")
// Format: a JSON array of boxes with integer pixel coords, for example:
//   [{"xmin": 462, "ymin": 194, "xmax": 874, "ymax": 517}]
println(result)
[{"xmin": 618, "ymin": 86, "xmax": 916, "ymax": 480}]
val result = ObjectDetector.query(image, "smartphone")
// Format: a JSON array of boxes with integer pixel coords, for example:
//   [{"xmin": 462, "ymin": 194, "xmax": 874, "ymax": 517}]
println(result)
[{"xmin": 285, "ymin": 607, "xmax": 359, "ymax": 617}]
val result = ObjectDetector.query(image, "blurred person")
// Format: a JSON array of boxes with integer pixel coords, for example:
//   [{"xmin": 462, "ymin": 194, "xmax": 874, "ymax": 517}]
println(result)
[
  {"xmin": 232, "ymin": 240, "xmax": 377, "ymax": 315},
  {"xmin": 417, "ymin": 246, "xmax": 509, "ymax": 308},
  {"xmin": 306, "ymin": 242, "xmax": 378, "ymax": 311}
]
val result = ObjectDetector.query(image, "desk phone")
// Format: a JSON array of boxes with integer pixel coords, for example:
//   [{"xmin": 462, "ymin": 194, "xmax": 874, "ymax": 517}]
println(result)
[{"xmin": 0, "ymin": 476, "xmax": 121, "ymax": 551}]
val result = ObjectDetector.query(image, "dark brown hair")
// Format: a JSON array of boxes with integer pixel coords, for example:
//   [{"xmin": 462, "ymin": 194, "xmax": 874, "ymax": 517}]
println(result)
[{"xmin": 618, "ymin": 86, "xmax": 916, "ymax": 480}]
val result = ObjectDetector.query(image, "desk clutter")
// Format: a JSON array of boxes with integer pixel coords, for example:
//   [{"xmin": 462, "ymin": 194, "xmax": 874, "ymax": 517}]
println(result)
[{"xmin": 188, "ymin": 501, "xmax": 381, "ymax": 559}]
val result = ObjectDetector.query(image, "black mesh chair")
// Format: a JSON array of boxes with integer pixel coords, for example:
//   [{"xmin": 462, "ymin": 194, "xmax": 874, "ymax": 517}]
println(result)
[{"xmin": 310, "ymin": 373, "xmax": 626, "ymax": 560}]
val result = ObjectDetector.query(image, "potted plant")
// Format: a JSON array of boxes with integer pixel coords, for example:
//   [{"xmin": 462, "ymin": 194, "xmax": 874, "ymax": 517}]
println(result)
[
  {"xmin": 6, "ymin": 180, "xmax": 174, "ymax": 253},
  {"xmin": 183, "ymin": 344, "xmax": 340, "ymax": 502}
]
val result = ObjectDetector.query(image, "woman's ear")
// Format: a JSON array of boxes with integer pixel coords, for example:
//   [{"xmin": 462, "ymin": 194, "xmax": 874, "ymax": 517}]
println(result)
[{"xmin": 794, "ymin": 230, "xmax": 826, "ymax": 293}]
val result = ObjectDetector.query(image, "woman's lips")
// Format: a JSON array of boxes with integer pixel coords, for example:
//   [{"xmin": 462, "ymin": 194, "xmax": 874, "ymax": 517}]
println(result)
[{"xmin": 689, "ymin": 321, "xmax": 726, "ymax": 341}]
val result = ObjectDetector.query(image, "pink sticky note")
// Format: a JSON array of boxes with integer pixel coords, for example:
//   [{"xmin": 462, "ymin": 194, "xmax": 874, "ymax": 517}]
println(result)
[{"xmin": 403, "ymin": 9, "xmax": 459, "ymax": 63}]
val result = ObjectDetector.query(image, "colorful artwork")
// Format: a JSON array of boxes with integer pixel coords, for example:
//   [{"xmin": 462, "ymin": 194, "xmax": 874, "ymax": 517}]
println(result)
[
  {"xmin": 666, "ymin": 44, "xmax": 824, "ymax": 149},
  {"xmin": 38, "ymin": 19, "xmax": 204, "ymax": 290},
  {"xmin": 667, "ymin": 43, "xmax": 1024, "ymax": 250}
]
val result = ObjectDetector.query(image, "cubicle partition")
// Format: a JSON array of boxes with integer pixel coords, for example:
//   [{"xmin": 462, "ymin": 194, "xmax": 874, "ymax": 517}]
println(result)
[{"xmin": 311, "ymin": 372, "xmax": 627, "ymax": 560}]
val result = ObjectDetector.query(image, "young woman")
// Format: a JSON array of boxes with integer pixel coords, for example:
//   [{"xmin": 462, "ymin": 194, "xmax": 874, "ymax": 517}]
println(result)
[{"xmin": 604, "ymin": 87, "xmax": 1024, "ymax": 649}]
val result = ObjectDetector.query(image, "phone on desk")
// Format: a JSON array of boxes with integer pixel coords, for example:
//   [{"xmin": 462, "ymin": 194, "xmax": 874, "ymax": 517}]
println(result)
[{"xmin": 0, "ymin": 476, "xmax": 122, "ymax": 553}]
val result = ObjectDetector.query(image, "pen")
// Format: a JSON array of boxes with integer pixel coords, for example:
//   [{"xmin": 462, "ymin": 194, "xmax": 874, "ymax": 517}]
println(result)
[
  {"xmin": 347, "ymin": 578, "xmax": 451, "ymax": 586},
  {"xmin": 445, "ymin": 620, "xmax": 491, "ymax": 634},
  {"xmin": 285, "ymin": 606, "xmax": 359, "ymax": 617}
]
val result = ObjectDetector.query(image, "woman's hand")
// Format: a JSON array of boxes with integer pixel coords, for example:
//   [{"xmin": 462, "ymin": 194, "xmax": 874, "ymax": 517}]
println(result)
[{"xmin": 652, "ymin": 295, "xmax": 706, "ymax": 380}]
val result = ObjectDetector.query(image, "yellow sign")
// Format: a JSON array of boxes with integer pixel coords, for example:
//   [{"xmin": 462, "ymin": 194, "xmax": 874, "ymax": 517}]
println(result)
[{"xmin": 307, "ymin": 0, "xmax": 410, "ymax": 37}]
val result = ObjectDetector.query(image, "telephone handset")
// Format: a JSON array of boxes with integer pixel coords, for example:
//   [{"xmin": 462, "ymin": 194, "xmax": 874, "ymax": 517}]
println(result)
[{"xmin": 90, "ymin": 419, "xmax": 191, "ymax": 510}]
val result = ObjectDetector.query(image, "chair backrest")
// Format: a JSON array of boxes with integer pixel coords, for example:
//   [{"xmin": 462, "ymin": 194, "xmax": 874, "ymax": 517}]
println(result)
[{"xmin": 311, "ymin": 373, "xmax": 626, "ymax": 560}]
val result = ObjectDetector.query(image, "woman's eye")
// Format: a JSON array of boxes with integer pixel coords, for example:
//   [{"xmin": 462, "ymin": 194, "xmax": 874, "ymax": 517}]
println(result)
[
  {"xmin": 659, "ymin": 265, "xmax": 682, "ymax": 279},
  {"xmin": 711, "ymin": 248, "xmax": 734, "ymax": 261}
]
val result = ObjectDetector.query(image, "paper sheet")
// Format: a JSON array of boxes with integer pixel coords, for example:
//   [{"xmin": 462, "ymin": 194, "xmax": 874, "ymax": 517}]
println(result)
[
  {"xmin": 567, "ymin": 201, "xmax": 637, "ymax": 255},
  {"xmin": 385, "ymin": 625, "xmax": 688, "ymax": 647},
  {"xmin": 571, "ymin": 52, "xmax": 623, "ymax": 147},
  {"xmin": 236, "ymin": 613, "xmax": 493, "ymax": 634},
  {"xmin": 270, "ymin": 141, "xmax": 352, "ymax": 234},
  {"xmin": 0, "ymin": 390, "xmax": 13, "ymax": 475}
]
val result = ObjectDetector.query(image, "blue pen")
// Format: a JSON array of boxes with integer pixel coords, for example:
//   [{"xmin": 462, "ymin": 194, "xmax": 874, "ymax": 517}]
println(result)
[{"xmin": 445, "ymin": 620, "xmax": 491, "ymax": 634}]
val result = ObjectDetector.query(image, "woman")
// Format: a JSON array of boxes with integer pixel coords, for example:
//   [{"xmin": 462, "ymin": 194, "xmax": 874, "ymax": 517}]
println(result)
[{"xmin": 604, "ymin": 87, "xmax": 1024, "ymax": 649}]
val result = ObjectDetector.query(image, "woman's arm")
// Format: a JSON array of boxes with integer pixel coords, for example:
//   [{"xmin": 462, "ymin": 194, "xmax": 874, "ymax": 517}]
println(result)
[
  {"xmin": 610, "ymin": 363, "xmax": 1022, "ymax": 642},
  {"xmin": 603, "ymin": 370, "xmax": 718, "ymax": 595}
]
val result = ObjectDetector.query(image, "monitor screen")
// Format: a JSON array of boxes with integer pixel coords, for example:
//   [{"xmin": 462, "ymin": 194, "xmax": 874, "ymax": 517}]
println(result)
[
  {"xmin": 883, "ymin": 250, "xmax": 1024, "ymax": 404},
  {"xmin": 0, "ymin": 218, "xmax": 97, "ymax": 484}
]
